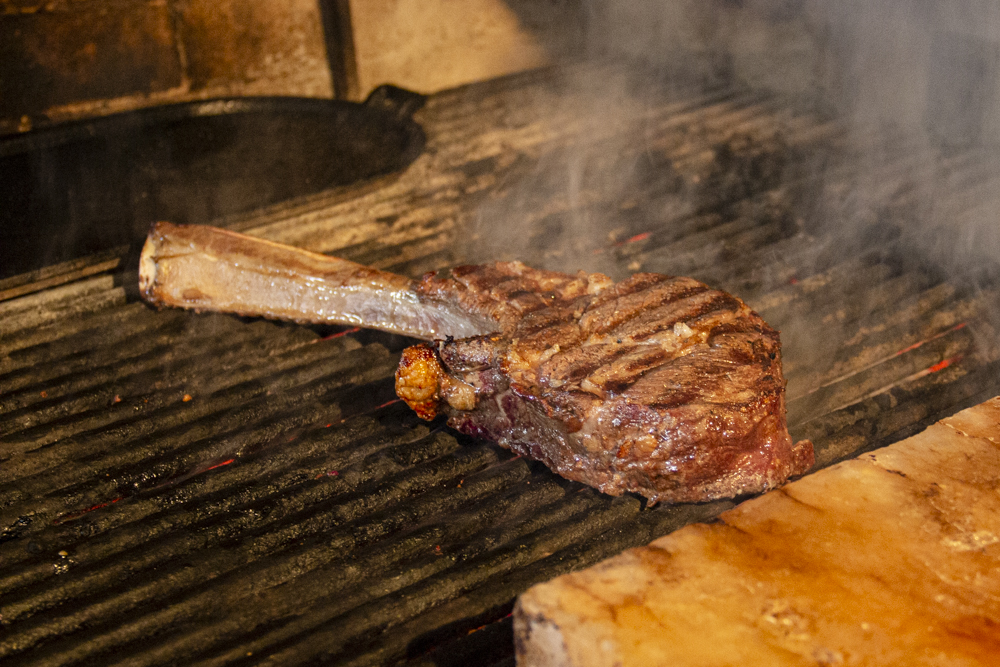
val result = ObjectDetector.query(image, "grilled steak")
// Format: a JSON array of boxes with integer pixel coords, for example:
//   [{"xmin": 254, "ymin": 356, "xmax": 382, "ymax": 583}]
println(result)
[
  {"xmin": 141, "ymin": 222, "xmax": 813, "ymax": 504},
  {"xmin": 397, "ymin": 263, "xmax": 813, "ymax": 504}
]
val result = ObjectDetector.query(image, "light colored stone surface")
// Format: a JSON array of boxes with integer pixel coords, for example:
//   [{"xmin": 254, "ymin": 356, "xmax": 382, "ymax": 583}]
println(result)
[
  {"xmin": 348, "ymin": 0, "xmax": 580, "ymax": 99},
  {"xmin": 515, "ymin": 396, "xmax": 1000, "ymax": 666}
]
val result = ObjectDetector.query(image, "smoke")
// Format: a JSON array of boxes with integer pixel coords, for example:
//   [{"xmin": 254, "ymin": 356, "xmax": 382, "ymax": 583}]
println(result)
[
  {"xmin": 469, "ymin": 0, "xmax": 1000, "ymax": 284},
  {"xmin": 796, "ymin": 0, "xmax": 1000, "ymax": 279}
]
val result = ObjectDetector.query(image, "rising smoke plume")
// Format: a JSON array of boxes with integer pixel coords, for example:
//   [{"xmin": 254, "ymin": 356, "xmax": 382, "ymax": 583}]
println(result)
[{"xmin": 468, "ymin": 0, "xmax": 1000, "ymax": 281}]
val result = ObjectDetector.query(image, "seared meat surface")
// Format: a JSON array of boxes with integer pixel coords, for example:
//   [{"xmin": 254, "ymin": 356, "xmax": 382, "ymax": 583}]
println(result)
[
  {"xmin": 397, "ymin": 263, "xmax": 813, "ymax": 504},
  {"xmin": 141, "ymin": 223, "xmax": 812, "ymax": 504}
]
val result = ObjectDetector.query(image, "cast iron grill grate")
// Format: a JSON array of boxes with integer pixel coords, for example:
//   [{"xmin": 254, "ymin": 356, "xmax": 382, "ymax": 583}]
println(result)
[{"xmin": 2, "ymin": 69, "xmax": 999, "ymax": 666}]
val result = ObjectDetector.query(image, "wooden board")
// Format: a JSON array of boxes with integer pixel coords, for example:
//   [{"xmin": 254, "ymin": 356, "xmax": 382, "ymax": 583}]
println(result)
[{"xmin": 515, "ymin": 397, "xmax": 1000, "ymax": 666}]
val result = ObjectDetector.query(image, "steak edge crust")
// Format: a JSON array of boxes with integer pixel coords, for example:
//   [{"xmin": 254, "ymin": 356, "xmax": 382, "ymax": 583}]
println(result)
[{"xmin": 395, "ymin": 262, "xmax": 813, "ymax": 505}]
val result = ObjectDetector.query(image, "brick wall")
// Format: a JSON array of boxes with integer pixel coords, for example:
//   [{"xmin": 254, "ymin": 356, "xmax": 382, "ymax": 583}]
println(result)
[
  {"xmin": 0, "ymin": 0, "xmax": 333, "ymax": 134},
  {"xmin": 344, "ymin": 0, "xmax": 584, "ymax": 100},
  {"xmin": 0, "ymin": 0, "xmax": 591, "ymax": 133},
  {"xmin": 1, "ymin": 1, "xmax": 827, "ymax": 135}
]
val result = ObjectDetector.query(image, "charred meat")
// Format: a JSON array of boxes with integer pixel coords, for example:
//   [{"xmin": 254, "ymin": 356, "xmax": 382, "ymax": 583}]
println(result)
[
  {"xmin": 396, "ymin": 263, "xmax": 813, "ymax": 504},
  {"xmin": 141, "ymin": 222, "xmax": 813, "ymax": 504}
]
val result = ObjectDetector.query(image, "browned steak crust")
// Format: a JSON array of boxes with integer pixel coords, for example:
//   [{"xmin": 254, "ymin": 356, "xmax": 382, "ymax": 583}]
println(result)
[{"xmin": 395, "ymin": 262, "xmax": 813, "ymax": 504}]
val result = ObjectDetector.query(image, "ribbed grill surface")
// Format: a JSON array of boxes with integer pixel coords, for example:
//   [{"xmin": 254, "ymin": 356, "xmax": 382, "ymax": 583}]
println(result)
[{"xmin": 2, "ymin": 69, "xmax": 999, "ymax": 666}]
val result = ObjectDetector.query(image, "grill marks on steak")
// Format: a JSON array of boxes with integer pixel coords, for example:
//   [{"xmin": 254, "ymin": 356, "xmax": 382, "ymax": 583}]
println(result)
[
  {"xmin": 397, "ymin": 263, "xmax": 813, "ymax": 504},
  {"xmin": 417, "ymin": 262, "xmax": 609, "ymax": 331},
  {"xmin": 578, "ymin": 275, "xmax": 707, "ymax": 335},
  {"xmin": 139, "ymin": 224, "xmax": 808, "ymax": 503}
]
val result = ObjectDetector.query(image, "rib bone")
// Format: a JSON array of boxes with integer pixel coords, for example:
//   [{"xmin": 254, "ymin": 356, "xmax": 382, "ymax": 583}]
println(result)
[{"xmin": 139, "ymin": 221, "xmax": 496, "ymax": 340}]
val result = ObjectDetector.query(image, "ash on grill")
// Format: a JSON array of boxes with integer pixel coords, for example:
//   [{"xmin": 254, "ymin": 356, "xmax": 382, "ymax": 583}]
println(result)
[{"xmin": 2, "ymin": 68, "xmax": 999, "ymax": 666}]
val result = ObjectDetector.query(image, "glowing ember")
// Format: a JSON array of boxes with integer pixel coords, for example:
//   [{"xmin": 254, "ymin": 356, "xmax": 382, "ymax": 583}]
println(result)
[
  {"xmin": 895, "ymin": 323, "xmax": 967, "ymax": 356},
  {"xmin": 616, "ymin": 231, "xmax": 651, "ymax": 246},
  {"xmin": 55, "ymin": 496, "xmax": 124, "ymax": 524},
  {"xmin": 926, "ymin": 356, "xmax": 961, "ymax": 374},
  {"xmin": 321, "ymin": 326, "xmax": 361, "ymax": 341},
  {"xmin": 203, "ymin": 458, "xmax": 235, "ymax": 472}
]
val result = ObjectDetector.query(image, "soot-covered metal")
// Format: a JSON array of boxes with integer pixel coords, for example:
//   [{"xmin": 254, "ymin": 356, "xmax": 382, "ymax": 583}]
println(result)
[
  {"xmin": 2, "ymin": 67, "xmax": 999, "ymax": 666},
  {"xmin": 0, "ymin": 85, "xmax": 426, "ymax": 280}
]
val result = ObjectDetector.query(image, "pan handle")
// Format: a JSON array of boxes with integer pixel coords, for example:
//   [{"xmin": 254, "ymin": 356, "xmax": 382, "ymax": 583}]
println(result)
[{"xmin": 362, "ymin": 84, "xmax": 427, "ymax": 120}]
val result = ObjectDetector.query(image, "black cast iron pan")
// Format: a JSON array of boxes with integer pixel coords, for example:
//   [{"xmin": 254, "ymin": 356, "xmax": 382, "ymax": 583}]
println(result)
[{"xmin": 0, "ymin": 85, "xmax": 426, "ymax": 279}]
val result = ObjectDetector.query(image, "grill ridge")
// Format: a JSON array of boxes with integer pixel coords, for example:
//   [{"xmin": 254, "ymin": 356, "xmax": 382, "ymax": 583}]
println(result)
[{"xmin": 3, "ymin": 69, "xmax": 999, "ymax": 665}]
